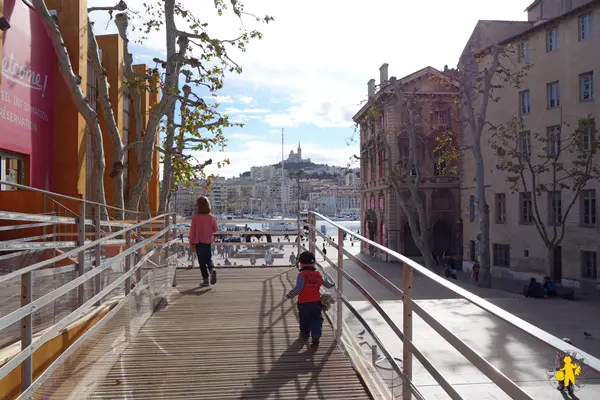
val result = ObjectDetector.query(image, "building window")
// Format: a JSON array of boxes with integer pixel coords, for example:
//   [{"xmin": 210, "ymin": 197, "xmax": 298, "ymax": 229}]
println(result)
[
  {"xmin": 581, "ymin": 189, "xmax": 597, "ymax": 227},
  {"xmin": 580, "ymin": 72, "xmax": 594, "ymax": 101},
  {"xmin": 0, "ymin": 152, "xmax": 24, "ymax": 190},
  {"xmin": 547, "ymin": 126, "xmax": 561, "ymax": 157},
  {"xmin": 467, "ymin": 195, "xmax": 478, "ymax": 222},
  {"xmin": 547, "ymin": 81, "xmax": 560, "ymax": 108},
  {"xmin": 518, "ymin": 40, "xmax": 530, "ymax": 63},
  {"xmin": 434, "ymin": 158, "xmax": 447, "ymax": 176},
  {"xmin": 378, "ymin": 149, "xmax": 386, "ymax": 178},
  {"xmin": 519, "ymin": 131, "xmax": 531, "ymax": 157},
  {"xmin": 469, "ymin": 240, "xmax": 476, "ymax": 261},
  {"xmin": 581, "ymin": 251, "xmax": 597, "ymax": 279},
  {"xmin": 547, "ymin": 27, "xmax": 559, "ymax": 52},
  {"xmin": 495, "ymin": 193, "xmax": 506, "ymax": 224},
  {"xmin": 379, "ymin": 196, "xmax": 384, "ymax": 210},
  {"xmin": 492, "ymin": 244, "xmax": 510, "ymax": 267},
  {"xmin": 380, "ymin": 110, "xmax": 385, "ymax": 130},
  {"xmin": 579, "ymin": 13, "xmax": 593, "ymax": 41},
  {"xmin": 369, "ymin": 198, "xmax": 375, "ymax": 210},
  {"xmin": 370, "ymin": 151, "xmax": 376, "ymax": 182},
  {"xmin": 519, "ymin": 90, "xmax": 531, "ymax": 115},
  {"xmin": 581, "ymin": 118, "xmax": 596, "ymax": 151},
  {"xmin": 548, "ymin": 191, "xmax": 562, "ymax": 225},
  {"xmin": 520, "ymin": 192, "xmax": 533, "ymax": 224},
  {"xmin": 434, "ymin": 111, "xmax": 447, "ymax": 125}
]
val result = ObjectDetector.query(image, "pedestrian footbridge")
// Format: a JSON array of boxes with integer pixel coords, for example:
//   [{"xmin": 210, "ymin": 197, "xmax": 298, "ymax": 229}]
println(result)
[{"xmin": 1, "ymin": 183, "xmax": 599, "ymax": 399}]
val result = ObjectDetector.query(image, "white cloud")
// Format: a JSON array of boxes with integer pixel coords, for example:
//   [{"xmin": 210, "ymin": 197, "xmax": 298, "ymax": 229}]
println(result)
[
  {"xmin": 195, "ymin": 140, "xmax": 359, "ymax": 178},
  {"xmin": 229, "ymin": 133, "xmax": 255, "ymax": 140},
  {"xmin": 236, "ymin": 95, "xmax": 254, "ymax": 104},
  {"xmin": 89, "ymin": 0, "xmax": 525, "ymax": 131},
  {"xmin": 224, "ymin": 107, "xmax": 270, "ymax": 115},
  {"xmin": 203, "ymin": 95, "xmax": 234, "ymax": 104},
  {"xmin": 89, "ymin": 0, "xmax": 527, "ymax": 172}
]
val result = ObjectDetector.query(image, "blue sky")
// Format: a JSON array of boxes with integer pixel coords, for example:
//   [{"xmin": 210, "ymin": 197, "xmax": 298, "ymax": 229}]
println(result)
[{"xmin": 90, "ymin": 0, "xmax": 529, "ymax": 177}]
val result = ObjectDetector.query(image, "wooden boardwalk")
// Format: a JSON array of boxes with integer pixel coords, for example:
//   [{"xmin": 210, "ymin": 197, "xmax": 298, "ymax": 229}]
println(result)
[{"xmin": 90, "ymin": 267, "xmax": 373, "ymax": 399}]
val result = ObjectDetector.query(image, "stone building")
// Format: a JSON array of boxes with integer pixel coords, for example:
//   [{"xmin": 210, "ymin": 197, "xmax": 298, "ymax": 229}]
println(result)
[
  {"xmin": 353, "ymin": 64, "xmax": 462, "ymax": 260},
  {"xmin": 460, "ymin": 0, "xmax": 599, "ymax": 283}
]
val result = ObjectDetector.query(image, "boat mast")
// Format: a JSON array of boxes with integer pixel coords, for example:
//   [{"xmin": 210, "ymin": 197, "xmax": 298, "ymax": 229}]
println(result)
[{"xmin": 281, "ymin": 128, "xmax": 285, "ymax": 217}]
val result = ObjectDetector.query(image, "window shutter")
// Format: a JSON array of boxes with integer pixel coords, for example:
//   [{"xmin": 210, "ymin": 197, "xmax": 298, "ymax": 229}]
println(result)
[
  {"xmin": 475, "ymin": 241, "xmax": 480, "ymax": 260},
  {"xmin": 466, "ymin": 197, "xmax": 471, "ymax": 221},
  {"xmin": 474, "ymin": 197, "xmax": 479, "ymax": 222}
]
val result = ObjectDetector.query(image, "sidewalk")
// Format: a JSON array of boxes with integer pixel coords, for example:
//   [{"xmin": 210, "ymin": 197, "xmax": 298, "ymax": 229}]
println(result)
[{"xmin": 318, "ymin": 238, "xmax": 600, "ymax": 400}]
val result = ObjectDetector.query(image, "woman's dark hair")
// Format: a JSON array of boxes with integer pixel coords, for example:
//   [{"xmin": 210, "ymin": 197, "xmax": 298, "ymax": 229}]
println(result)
[{"xmin": 196, "ymin": 196, "xmax": 211, "ymax": 214}]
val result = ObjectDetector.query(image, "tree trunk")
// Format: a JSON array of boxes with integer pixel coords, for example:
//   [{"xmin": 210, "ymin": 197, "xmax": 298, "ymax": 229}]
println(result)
[
  {"xmin": 547, "ymin": 245, "xmax": 557, "ymax": 282},
  {"xmin": 88, "ymin": 19, "xmax": 126, "ymax": 218},
  {"xmin": 33, "ymin": 0, "xmax": 107, "ymax": 208},
  {"xmin": 159, "ymin": 107, "xmax": 177, "ymax": 213},
  {"xmin": 473, "ymin": 141, "xmax": 492, "ymax": 288},
  {"xmin": 122, "ymin": 0, "xmax": 185, "ymax": 214}
]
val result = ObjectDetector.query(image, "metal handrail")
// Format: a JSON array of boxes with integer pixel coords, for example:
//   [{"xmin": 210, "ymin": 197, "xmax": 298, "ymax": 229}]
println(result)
[
  {"xmin": 0, "ymin": 213, "xmax": 173, "ymax": 284},
  {"xmin": 308, "ymin": 211, "xmax": 600, "ymax": 387},
  {"xmin": 315, "ymin": 259, "xmax": 427, "ymax": 400},
  {"xmin": 0, "ymin": 180, "xmax": 140, "ymax": 214},
  {"xmin": 0, "ymin": 229, "xmax": 174, "ymax": 381}
]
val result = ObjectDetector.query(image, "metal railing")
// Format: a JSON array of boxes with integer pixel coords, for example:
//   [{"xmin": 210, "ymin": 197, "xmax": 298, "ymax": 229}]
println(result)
[
  {"xmin": 305, "ymin": 211, "xmax": 600, "ymax": 400},
  {"xmin": 0, "ymin": 197, "xmax": 176, "ymax": 396}
]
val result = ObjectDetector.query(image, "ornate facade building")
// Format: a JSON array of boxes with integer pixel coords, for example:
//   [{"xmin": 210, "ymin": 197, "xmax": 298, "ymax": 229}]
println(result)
[{"xmin": 353, "ymin": 64, "xmax": 462, "ymax": 260}]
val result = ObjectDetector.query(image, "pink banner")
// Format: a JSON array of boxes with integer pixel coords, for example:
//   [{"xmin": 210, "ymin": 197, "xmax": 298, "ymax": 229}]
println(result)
[{"xmin": 1, "ymin": 0, "xmax": 56, "ymax": 189}]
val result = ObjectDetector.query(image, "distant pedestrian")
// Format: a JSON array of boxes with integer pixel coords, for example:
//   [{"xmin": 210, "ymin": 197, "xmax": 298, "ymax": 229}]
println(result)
[
  {"xmin": 189, "ymin": 196, "xmax": 218, "ymax": 287},
  {"xmin": 285, "ymin": 251, "xmax": 335, "ymax": 345}
]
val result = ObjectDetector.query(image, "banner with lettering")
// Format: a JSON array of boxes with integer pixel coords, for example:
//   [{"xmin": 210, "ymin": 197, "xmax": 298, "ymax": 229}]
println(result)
[{"xmin": 1, "ymin": 0, "xmax": 56, "ymax": 188}]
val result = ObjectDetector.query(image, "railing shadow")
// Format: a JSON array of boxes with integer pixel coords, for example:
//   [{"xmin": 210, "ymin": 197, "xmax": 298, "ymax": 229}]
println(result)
[{"xmin": 240, "ymin": 338, "xmax": 334, "ymax": 399}]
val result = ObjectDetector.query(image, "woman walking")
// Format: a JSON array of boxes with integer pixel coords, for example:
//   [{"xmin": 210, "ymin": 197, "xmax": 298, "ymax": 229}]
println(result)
[{"xmin": 189, "ymin": 196, "xmax": 219, "ymax": 286}]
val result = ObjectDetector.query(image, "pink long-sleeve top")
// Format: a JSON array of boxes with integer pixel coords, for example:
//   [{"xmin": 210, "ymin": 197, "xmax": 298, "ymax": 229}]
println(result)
[{"xmin": 188, "ymin": 213, "xmax": 219, "ymax": 244}]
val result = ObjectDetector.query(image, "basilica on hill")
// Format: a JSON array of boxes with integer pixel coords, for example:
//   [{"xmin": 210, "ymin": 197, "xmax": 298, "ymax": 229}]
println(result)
[{"xmin": 286, "ymin": 142, "xmax": 311, "ymax": 164}]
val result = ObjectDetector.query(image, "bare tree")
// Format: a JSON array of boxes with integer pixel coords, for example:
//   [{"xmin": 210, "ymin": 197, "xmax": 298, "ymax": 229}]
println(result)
[
  {"xmin": 491, "ymin": 116, "xmax": 600, "ymax": 281},
  {"xmin": 446, "ymin": 45, "xmax": 530, "ymax": 287}
]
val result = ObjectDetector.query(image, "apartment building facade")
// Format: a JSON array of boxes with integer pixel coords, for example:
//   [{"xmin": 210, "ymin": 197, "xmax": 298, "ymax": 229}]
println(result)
[
  {"xmin": 460, "ymin": 0, "xmax": 599, "ymax": 283},
  {"xmin": 354, "ymin": 64, "xmax": 462, "ymax": 259}
]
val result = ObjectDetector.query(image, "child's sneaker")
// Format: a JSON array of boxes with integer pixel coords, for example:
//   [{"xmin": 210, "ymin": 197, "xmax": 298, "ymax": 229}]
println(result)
[
  {"xmin": 200, "ymin": 280, "xmax": 210, "ymax": 287},
  {"xmin": 210, "ymin": 269, "xmax": 217, "ymax": 285}
]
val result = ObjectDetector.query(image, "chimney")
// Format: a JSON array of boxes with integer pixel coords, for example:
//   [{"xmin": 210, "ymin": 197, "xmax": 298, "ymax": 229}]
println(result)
[
  {"xmin": 368, "ymin": 79, "xmax": 376, "ymax": 98},
  {"xmin": 379, "ymin": 63, "xmax": 389, "ymax": 86}
]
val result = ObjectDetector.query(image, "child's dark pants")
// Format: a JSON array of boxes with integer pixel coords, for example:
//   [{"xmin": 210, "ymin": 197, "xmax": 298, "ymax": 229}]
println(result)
[
  {"xmin": 195, "ymin": 243, "xmax": 215, "ymax": 281},
  {"xmin": 298, "ymin": 301, "xmax": 323, "ymax": 338}
]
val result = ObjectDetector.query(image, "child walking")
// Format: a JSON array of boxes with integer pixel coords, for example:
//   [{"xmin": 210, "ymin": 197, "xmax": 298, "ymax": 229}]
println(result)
[
  {"xmin": 189, "ymin": 196, "xmax": 219, "ymax": 287},
  {"xmin": 285, "ymin": 251, "xmax": 335, "ymax": 345}
]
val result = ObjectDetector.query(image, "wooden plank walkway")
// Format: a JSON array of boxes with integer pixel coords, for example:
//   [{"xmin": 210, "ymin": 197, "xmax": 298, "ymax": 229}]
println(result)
[{"xmin": 90, "ymin": 267, "xmax": 373, "ymax": 399}]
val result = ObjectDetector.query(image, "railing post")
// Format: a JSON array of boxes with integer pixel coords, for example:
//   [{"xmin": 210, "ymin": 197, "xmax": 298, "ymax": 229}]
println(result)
[
  {"xmin": 94, "ymin": 205, "xmax": 102, "ymax": 303},
  {"xmin": 77, "ymin": 202, "xmax": 86, "ymax": 306},
  {"xmin": 136, "ymin": 217, "xmax": 142, "ymax": 284},
  {"xmin": 163, "ymin": 214, "xmax": 170, "ymax": 263},
  {"xmin": 125, "ymin": 230, "xmax": 132, "ymax": 296},
  {"xmin": 308, "ymin": 213, "xmax": 316, "ymax": 254},
  {"xmin": 336, "ymin": 227, "xmax": 344, "ymax": 341},
  {"xmin": 172, "ymin": 213, "xmax": 177, "ymax": 287},
  {"xmin": 296, "ymin": 212, "xmax": 301, "ymax": 260},
  {"xmin": 403, "ymin": 263, "xmax": 413, "ymax": 397},
  {"xmin": 20, "ymin": 271, "xmax": 32, "ymax": 391}
]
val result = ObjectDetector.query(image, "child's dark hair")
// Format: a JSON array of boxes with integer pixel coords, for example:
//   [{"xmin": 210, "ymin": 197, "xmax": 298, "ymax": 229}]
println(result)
[{"xmin": 196, "ymin": 196, "xmax": 211, "ymax": 214}]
